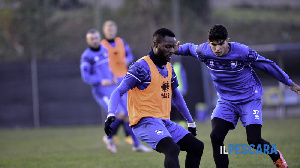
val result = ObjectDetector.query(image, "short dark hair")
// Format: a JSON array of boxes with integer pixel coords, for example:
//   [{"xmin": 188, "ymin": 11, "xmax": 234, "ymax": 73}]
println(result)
[
  {"xmin": 153, "ymin": 28, "xmax": 175, "ymax": 44},
  {"xmin": 86, "ymin": 28, "xmax": 99, "ymax": 35},
  {"xmin": 208, "ymin": 24, "xmax": 228, "ymax": 42}
]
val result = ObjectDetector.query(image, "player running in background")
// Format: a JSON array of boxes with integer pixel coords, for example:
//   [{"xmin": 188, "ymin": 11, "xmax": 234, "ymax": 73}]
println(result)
[
  {"xmin": 100, "ymin": 20, "xmax": 134, "ymax": 145},
  {"xmin": 105, "ymin": 28, "xmax": 204, "ymax": 168},
  {"xmin": 174, "ymin": 24, "xmax": 300, "ymax": 168},
  {"xmin": 80, "ymin": 29, "xmax": 151, "ymax": 153}
]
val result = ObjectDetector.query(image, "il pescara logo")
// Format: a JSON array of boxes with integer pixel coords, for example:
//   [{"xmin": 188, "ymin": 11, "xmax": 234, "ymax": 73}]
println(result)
[{"xmin": 161, "ymin": 81, "xmax": 170, "ymax": 98}]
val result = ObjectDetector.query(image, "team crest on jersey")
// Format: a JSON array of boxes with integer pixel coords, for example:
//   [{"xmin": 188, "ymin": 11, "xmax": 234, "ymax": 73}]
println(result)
[
  {"xmin": 231, "ymin": 61, "xmax": 237, "ymax": 69},
  {"xmin": 155, "ymin": 129, "xmax": 163, "ymax": 135},
  {"xmin": 161, "ymin": 81, "xmax": 170, "ymax": 98}
]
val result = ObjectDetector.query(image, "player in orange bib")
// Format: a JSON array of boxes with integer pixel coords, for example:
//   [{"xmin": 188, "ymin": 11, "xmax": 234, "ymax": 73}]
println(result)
[
  {"xmin": 100, "ymin": 20, "xmax": 151, "ymax": 151},
  {"xmin": 100, "ymin": 20, "xmax": 133, "ymax": 80},
  {"xmin": 105, "ymin": 28, "xmax": 204, "ymax": 168}
]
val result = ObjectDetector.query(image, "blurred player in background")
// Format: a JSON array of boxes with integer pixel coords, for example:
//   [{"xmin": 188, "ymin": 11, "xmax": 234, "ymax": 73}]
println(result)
[
  {"xmin": 175, "ymin": 24, "xmax": 300, "ymax": 168},
  {"xmin": 105, "ymin": 28, "xmax": 204, "ymax": 168},
  {"xmin": 80, "ymin": 29, "xmax": 151, "ymax": 153},
  {"xmin": 100, "ymin": 20, "xmax": 134, "ymax": 145}
]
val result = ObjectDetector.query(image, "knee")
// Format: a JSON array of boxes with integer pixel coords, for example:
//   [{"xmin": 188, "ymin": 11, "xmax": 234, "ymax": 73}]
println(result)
[
  {"xmin": 210, "ymin": 131, "xmax": 224, "ymax": 143},
  {"xmin": 166, "ymin": 143, "xmax": 180, "ymax": 156},
  {"xmin": 193, "ymin": 140, "xmax": 204, "ymax": 156},
  {"xmin": 157, "ymin": 137, "xmax": 180, "ymax": 156}
]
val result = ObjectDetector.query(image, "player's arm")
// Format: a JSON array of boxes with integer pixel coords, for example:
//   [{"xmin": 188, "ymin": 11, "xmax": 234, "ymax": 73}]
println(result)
[
  {"xmin": 80, "ymin": 60, "xmax": 101, "ymax": 85},
  {"xmin": 250, "ymin": 49, "xmax": 300, "ymax": 95},
  {"xmin": 174, "ymin": 41, "xmax": 200, "ymax": 59},
  {"xmin": 171, "ymin": 66, "xmax": 197, "ymax": 136}
]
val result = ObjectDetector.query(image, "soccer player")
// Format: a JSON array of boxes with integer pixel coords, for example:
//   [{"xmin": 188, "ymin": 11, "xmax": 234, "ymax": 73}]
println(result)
[
  {"xmin": 100, "ymin": 20, "xmax": 134, "ymax": 82},
  {"xmin": 105, "ymin": 28, "xmax": 204, "ymax": 168},
  {"xmin": 100, "ymin": 20, "xmax": 134, "ymax": 144},
  {"xmin": 174, "ymin": 24, "xmax": 300, "ymax": 168},
  {"xmin": 80, "ymin": 29, "xmax": 151, "ymax": 153}
]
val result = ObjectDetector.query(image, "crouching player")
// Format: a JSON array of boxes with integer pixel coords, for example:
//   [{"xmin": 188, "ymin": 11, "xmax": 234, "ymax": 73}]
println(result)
[{"xmin": 105, "ymin": 28, "xmax": 204, "ymax": 168}]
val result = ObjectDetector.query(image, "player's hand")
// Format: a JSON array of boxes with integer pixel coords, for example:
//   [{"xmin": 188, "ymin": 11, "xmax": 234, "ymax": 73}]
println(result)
[
  {"xmin": 104, "ymin": 114, "xmax": 116, "ymax": 136},
  {"xmin": 101, "ymin": 79, "xmax": 112, "ymax": 86},
  {"xmin": 188, "ymin": 122, "xmax": 197, "ymax": 136},
  {"xmin": 173, "ymin": 41, "xmax": 180, "ymax": 54},
  {"xmin": 289, "ymin": 82, "xmax": 300, "ymax": 95}
]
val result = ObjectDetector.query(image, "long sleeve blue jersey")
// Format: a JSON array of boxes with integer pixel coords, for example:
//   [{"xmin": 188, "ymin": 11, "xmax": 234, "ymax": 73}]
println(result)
[
  {"xmin": 80, "ymin": 45, "xmax": 116, "ymax": 97},
  {"xmin": 177, "ymin": 42, "xmax": 292, "ymax": 103}
]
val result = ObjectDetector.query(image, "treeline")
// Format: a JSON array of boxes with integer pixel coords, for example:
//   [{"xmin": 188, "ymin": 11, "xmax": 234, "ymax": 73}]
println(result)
[
  {"xmin": 0, "ymin": 0, "xmax": 210, "ymax": 63},
  {"xmin": 1, "ymin": 0, "xmax": 299, "ymax": 63}
]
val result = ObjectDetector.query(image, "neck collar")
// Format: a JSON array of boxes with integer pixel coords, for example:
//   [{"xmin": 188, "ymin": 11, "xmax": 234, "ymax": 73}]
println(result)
[
  {"xmin": 106, "ymin": 38, "xmax": 115, "ymax": 43},
  {"xmin": 89, "ymin": 45, "xmax": 101, "ymax": 51},
  {"xmin": 149, "ymin": 49, "xmax": 167, "ymax": 68}
]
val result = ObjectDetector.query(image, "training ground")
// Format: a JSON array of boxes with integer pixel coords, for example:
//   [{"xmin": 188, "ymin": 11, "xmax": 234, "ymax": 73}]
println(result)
[{"xmin": 0, "ymin": 117, "xmax": 299, "ymax": 168}]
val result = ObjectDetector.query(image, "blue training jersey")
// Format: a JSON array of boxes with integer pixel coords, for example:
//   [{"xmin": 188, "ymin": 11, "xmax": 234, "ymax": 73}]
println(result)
[
  {"xmin": 80, "ymin": 45, "xmax": 117, "ymax": 97},
  {"xmin": 177, "ymin": 42, "xmax": 292, "ymax": 103}
]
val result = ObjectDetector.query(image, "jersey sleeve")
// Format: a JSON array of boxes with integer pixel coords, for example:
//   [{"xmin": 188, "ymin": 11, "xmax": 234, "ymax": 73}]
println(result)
[
  {"xmin": 251, "ymin": 54, "xmax": 293, "ymax": 86},
  {"xmin": 172, "ymin": 88, "xmax": 193, "ymax": 122},
  {"xmin": 171, "ymin": 64, "xmax": 179, "ymax": 90},
  {"xmin": 122, "ymin": 61, "xmax": 149, "ymax": 90},
  {"xmin": 245, "ymin": 48, "xmax": 259, "ymax": 62},
  {"xmin": 176, "ymin": 43, "xmax": 199, "ymax": 59},
  {"xmin": 80, "ymin": 53, "xmax": 101, "ymax": 85}
]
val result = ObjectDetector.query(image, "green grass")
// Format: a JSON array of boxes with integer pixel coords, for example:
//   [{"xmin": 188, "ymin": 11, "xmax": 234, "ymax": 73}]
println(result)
[{"xmin": 0, "ymin": 118, "xmax": 300, "ymax": 168}]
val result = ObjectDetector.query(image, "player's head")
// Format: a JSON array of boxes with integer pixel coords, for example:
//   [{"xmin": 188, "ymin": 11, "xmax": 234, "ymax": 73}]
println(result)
[
  {"xmin": 208, "ymin": 24, "xmax": 230, "ymax": 57},
  {"xmin": 153, "ymin": 28, "xmax": 176, "ymax": 63},
  {"xmin": 86, "ymin": 28, "xmax": 101, "ymax": 49},
  {"xmin": 102, "ymin": 20, "xmax": 117, "ymax": 40}
]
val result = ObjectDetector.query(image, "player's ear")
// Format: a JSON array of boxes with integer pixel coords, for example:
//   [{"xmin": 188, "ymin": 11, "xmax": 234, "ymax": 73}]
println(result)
[
  {"xmin": 227, "ymin": 38, "xmax": 230, "ymax": 42},
  {"xmin": 153, "ymin": 41, "xmax": 158, "ymax": 48},
  {"xmin": 207, "ymin": 39, "xmax": 210, "ymax": 43}
]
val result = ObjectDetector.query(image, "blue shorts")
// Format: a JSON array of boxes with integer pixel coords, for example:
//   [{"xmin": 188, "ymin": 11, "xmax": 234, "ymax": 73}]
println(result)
[
  {"xmin": 132, "ymin": 117, "xmax": 189, "ymax": 150},
  {"xmin": 211, "ymin": 98, "xmax": 263, "ymax": 129}
]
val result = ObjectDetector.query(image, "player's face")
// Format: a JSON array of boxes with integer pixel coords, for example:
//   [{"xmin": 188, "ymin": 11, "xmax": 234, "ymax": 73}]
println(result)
[
  {"xmin": 103, "ymin": 23, "xmax": 117, "ymax": 40},
  {"xmin": 86, "ymin": 32, "xmax": 101, "ymax": 49},
  {"xmin": 209, "ymin": 38, "xmax": 230, "ymax": 57},
  {"xmin": 154, "ymin": 36, "xmax": 176, "ymax": 62}
]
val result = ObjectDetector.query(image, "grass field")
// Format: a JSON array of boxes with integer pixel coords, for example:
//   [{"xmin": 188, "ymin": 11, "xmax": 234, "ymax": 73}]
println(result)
[{"xmin": 0, "ymin": 118, "xmax": 300, "ymax": 168}]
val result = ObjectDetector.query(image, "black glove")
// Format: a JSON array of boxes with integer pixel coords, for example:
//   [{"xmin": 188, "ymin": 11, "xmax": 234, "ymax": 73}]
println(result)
[
  {"xmin": 104, "ymin": 115, "xmax": 116, "ymax": 136},
  {"xmin": 188, "ymin": 122, "xmax": 197, "ymax": 136}
]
